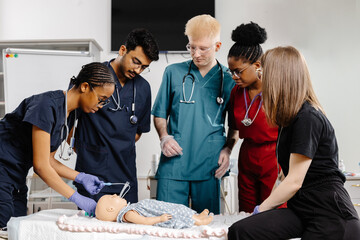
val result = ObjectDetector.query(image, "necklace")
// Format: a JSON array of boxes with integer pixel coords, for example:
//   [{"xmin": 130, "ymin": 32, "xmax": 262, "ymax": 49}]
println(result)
[{"xmin": 241, "ymin": 88, "xmax": 263, "ymax": 126}]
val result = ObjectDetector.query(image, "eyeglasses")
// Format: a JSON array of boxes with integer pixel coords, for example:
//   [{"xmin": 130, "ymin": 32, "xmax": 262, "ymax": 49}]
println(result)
[
  {"xmin": 131, "ymin": 58, "xmax": 150, "ymax": 74},
  {"xmin": 226, "ymin": 65, "xmax": 251, "ymax": 79},
  {"xmin": 92, "ymin": 88, "xmax": 110, "ymax": 107},
  {"xmin": 186, "ymin": 43, "xmax": 216, "ymax": 55}
]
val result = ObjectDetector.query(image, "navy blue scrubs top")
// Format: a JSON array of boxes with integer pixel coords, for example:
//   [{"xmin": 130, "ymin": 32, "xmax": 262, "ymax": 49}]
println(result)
[
  {"xmin": 0, "ymin": 90, "xmax": 66, "ymax": 188},
  {"xmin": 74, "ymin": 59, "xmax": 151, "ymax": 202}
]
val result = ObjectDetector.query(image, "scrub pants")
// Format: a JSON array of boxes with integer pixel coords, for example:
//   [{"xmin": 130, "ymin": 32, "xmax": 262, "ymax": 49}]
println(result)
[
  {"xmin": 238, "ymin": 141, "xmax": 277, "ymax": 213},
  {"xmin": 228, "ymin": 177, "xmax": 360, "ymax": 240},
  {"xmin": 0, "ymin": 182, "xmax": 28, "ymax": 228},
  {"xmin": 156, "ymin": 177, "xmax": 220, "ymax": 214}
]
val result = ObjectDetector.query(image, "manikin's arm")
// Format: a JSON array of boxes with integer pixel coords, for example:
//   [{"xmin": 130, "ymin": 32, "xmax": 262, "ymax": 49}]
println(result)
[
  {"xmin": 259, "ymin": 153, "xmax": 312, "ymax": 212},
  {"xmin": 124, "ymin": 210, "xmax": 172, "ymax": 225}
]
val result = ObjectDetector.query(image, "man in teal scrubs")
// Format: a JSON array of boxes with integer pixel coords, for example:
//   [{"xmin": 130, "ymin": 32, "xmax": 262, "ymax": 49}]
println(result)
[{"xmin": 152, "ymin": 15, "xmax": 236, "ymax": 214}]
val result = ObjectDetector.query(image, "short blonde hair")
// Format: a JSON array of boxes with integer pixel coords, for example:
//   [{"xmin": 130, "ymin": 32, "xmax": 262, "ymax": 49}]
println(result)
[
  {"xmin": 262, "ymin": 46, "xmax": 324, "ymax": 127},
  {"xmin": 185, "ymin": 14, "xmax": 220, "ymax": 41}
]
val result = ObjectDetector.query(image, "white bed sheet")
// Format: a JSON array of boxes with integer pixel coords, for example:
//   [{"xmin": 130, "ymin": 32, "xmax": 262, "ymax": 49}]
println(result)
[{"xmin": 7, "ymin": 209, "xmax": 249, "ymax": 240}]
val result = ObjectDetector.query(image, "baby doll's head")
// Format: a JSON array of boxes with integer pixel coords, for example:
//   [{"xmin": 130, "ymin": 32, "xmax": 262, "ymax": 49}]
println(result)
[{"xmin": 95, "ymin": 194, "xmax": 128, "ymax": 221}]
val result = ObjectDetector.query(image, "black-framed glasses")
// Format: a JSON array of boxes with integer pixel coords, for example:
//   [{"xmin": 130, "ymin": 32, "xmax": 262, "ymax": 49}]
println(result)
[
  {"xmin": 92, "ymin": 88, "xmax": 110, "ymax": 106},
  {"xmin": 226, "ymin": 65, "xmax": 251, "ymax": 78},
  {"xmin": 131, "ymin": 58, "xmax": 150, "ymax": 74}
]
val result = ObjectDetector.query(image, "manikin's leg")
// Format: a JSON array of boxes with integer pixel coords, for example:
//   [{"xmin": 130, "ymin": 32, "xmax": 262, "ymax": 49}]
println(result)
[{"xmin": 193, "ymin": 209, "xmax": 213, "ymax": 226}]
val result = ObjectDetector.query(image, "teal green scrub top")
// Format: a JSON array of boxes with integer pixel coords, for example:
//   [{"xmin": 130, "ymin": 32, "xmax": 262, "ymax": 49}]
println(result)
[{"xmin": 152, "ymin": 60, "xmax": 235, "ymax": 181}]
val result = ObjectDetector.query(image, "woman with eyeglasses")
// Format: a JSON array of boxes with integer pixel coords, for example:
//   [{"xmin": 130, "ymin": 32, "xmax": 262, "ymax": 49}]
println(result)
[
  {"xmin": 0, "ymin": 62, "xmax": 115, "ymax": 229},
  {"xmin": 226, "ymin": 22, "xmax": 281, "ymax": 213}
]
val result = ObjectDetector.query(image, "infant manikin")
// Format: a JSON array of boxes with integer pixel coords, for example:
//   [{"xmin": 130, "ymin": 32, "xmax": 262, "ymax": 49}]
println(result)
[{"xmin": 95, "ymin": 194, "xmax": 213, "ymax": 229}]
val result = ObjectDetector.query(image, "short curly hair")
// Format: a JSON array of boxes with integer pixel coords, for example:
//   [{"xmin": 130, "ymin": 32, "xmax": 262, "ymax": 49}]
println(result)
[{"xmin": 125, "ymin": 28, "xmax": 159, "ymax": 61}]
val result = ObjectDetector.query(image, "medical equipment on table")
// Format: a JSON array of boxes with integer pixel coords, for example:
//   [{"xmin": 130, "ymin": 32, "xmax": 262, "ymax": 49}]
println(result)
[
  {"xmin": 241, "ymin": 88, "xmax": 262, "ymax": 127},
  {"xmin": 109, "ymin": 80, "xmax": 138, "ymax": 125},
  {"xmin": 180, "ymin": 59, "xmax": 224, "ymax": 104},
  {"xmin": 59, "ymin": 91, "xmax": 78, "ymax": 160}
]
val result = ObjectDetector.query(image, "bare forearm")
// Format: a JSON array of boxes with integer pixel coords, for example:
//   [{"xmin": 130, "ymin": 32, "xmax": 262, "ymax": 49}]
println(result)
[
  {"xmin": 49, "ymin": 152, "xmax": 79, "ymax": 180},
  {"xmin": 153, "ymin": 116, "xmax": 168, "ymax": 139},
  {"xmin": 223, "ymin": 128, "xmax": 239, "ymax": 151},
  {"xmin": 260, "ymin": 178, "xmax": 300, "ymax": 211},
  {"xmin": 34, "ymin": 163, "xmax": 75, "ymax": 198},
  {"xmin": 261, "ymin": 153, "xmax": 312, "ymax": 211}
]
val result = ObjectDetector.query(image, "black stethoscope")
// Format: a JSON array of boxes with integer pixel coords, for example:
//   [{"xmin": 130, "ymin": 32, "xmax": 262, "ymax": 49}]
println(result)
[
  {"xmin": 180, "ymin": 59, "xmax": 224, "ymax": 104},
  {"xmin": 109, "ymin": 79, "xmax": 137, "ymax": 125},
  {"xmin": 59, "ymin": 91, "xmax": 77, "ymax": 160}
]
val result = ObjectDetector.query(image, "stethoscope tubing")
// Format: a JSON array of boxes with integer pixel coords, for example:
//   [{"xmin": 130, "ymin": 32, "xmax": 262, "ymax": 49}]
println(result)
[
  {"xmin": 109, "ymin": 79, "xmax": 138, "ymax": 125},
  {"xmin": 59, "ymin": 91, "xmax": 77, "ymax": 160},
  {"xmin": 181, "ymin": 60, "xmax": 224, "ymax": 104}
]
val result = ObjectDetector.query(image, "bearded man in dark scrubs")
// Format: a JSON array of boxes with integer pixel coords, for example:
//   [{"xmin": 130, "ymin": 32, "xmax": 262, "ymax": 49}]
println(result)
[{"xmin": 74, "ymin": 29, "xmax": 159, "ymax": 203}]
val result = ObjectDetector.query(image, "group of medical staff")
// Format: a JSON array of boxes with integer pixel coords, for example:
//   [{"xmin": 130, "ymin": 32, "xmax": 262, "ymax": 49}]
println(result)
[{"xmin": 0, "ymin": 14, "xmax": 359, "ymax": 239}]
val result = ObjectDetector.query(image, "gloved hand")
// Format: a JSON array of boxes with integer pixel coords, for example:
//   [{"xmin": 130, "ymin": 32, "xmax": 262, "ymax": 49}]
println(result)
[
  {"xmin": 68, "ymin": 191, "xmax": 97, "ymax": 216},
  {"xmin": 215, "ymin": 147, "xmax": 231, "ymax": 179},
  {"xmin": 252, "ymin": 205, "xmax": 260, "ymax": 215},
  {"xmin": 160, "ymin": 135, "xmax": 183, "ymax": 157},
  {"xmin": 75, "ymin": 172, "xmax": 105, "ymax": 195}
]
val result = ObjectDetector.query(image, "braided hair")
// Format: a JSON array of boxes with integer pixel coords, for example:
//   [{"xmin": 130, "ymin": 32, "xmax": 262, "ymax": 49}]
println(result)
[
  {"xmin": 228, "ymin": 22, "xmax": 267, "ymax": 63},
  {"xmin": 70, "ymin": 62, "xmax": 115, "ymax": 88}
]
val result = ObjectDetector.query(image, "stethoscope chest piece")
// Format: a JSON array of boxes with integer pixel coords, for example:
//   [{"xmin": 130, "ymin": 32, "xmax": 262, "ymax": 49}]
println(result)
[
  {"xmin": 241, "ymin": 118, "xmax": 253, "ymax": 126},
  {"xmin": 217, "ymin": 97, "xmax": 224, "ymax": 105},
  {"xmin": 130, "ymin": 115, "xmax": 138, "ymax": 125}
]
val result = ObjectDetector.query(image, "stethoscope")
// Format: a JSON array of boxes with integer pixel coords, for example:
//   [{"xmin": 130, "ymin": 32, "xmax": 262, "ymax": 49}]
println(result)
[
  {"xmin": 59, "ymin": 91, "xmax": 78, "ymax": 160},
  {"xmin": 180, "ymin": 59, "xmax": 224, "ymax": 104},
  {"xmin": 241, "ymin": 88, "xmax": 262, "ymax": 127},
  {"xmin": 109, "ymin": 79, "xmax": 138, "ymax": 125}
]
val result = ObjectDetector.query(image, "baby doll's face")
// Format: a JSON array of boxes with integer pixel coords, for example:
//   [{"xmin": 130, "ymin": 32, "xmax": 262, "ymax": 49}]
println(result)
[{"xmin": 95, "ymin": 194, "xmax": 128, "ymax": 221}]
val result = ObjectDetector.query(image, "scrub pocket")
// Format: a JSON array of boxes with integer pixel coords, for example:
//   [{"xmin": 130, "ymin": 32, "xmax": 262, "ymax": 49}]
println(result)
[
  {"xmin": 200, "ymin": 86, "xmax": 225, "ymax": 125},
  {"xmin": 75, "ymin": 140, "xmax": 108, "ymax": 173},
  {"xmin": 333, "ymin": 185, "xmax": 359, "ymax": 220},
  {"xmin": 207, "ymin": 135, "xmax": 226, "ymax": 165}
]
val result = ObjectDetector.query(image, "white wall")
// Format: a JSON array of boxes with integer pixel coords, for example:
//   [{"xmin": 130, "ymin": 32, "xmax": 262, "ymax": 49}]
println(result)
[{"xmin": 1, "ymin": 0, "xmax": 360, "ymax": 181}]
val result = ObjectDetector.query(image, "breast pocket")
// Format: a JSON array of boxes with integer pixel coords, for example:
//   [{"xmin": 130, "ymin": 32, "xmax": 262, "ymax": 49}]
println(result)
[
  {"xmin": 76, "ymin": 140, "xmax": 108, "ymax": 173},
  {"xmin": 200, "ymin": 86, "xmax": 225, "ymax": 125}
]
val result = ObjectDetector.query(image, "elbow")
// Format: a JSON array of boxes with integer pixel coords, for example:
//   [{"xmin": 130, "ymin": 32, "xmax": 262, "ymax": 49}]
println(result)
[
  {"xmin": 293, "ymin": 182, "xmax": 302, "ymax": 192},
  {"xmin": 33, "ymin": 164, "xmax": 44, "ymax": 176},
  {"xmin": 33, "ymin": 161, "xmax": 50, "ymax": 177},
  {"xmin": 290, "ymin": 180, "xmax": 303, "ymax": 194}
]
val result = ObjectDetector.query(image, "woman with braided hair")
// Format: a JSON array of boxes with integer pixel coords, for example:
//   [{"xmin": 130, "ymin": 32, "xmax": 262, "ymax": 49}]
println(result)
[
  {"xmin": 226, "ymin": 22, "xmax": 280, "ymax": 213},
  {"xmin": 0, "ymin": 62, "xmax": 115, "ymax": 228}
]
